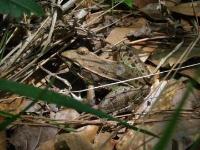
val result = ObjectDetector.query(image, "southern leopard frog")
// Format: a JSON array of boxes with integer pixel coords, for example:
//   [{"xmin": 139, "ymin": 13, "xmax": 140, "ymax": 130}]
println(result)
[{"xmin": 61, "ymin": 45, "xmax": 151, "ymax": 113}]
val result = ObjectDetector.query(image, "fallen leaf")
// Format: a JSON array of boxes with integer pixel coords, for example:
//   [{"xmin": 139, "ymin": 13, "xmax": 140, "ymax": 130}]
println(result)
[
  {"xmin": 116, "ymin": 79, "xmax": 200, "ymax": 149},
  {"xmin": 150, "ymin": 43, "xmax": 200, "ymax": 67},
  {"xmin": 76, "ymin": 125, "xmax": 99, "ymax": 143},
  {"xmin": 0, "ymin": 131, "xmax": 6, "ymax": 150},
  {"xmin": 179, "ymin": 66, "xmax": 200, "ymax": 84},
  {"xmin": 94, "ymin": 132, "xmax": 115, "ymax": 150},
  {"xmin": 38, "ymin": 125, "xmax": 99, "ymax": 150},
  {"xmin": 105, "ymin": 18, "xmax": 148, "ymax": 45},
  {"xmin": 134, "ymin": 0, "xmax": 158, "ymax": 8},
  {"xmin": 0, "ymin": 95, "xmax": 32, "ymax": 114},
  {"xmin": 152, "ymin": 80, "xmax": 200, "ymax": 111},
  {"xmin": 85, "ymin": 11, "xmax": 103, "ymax": 26},
  {"xmin": 38, "ymin": 139, "xmax": 55, "ymax": 150},
  {"xmin": 9, "ymin": 125, "xmax": 58, "ymax": 150},
  {"xmin": 53, "ymin": 108, "xmax": 80, "ymax": 122},
  {"xmin": 117, "ymin": 117, "xmax": 200, "ymax": 150},
  {"xmin": 169, "ymin": 1, "xmax": 200, "ymax": 17},
  {"xmin": 54, "ymin": 133, "xmax": 93, "ymax": 150}
]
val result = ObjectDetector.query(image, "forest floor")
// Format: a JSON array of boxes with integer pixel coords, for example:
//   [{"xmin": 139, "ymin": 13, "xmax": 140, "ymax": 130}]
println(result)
[{"xmin": 0, "ymin": 0, "xmax": 200, "ymax": 149}]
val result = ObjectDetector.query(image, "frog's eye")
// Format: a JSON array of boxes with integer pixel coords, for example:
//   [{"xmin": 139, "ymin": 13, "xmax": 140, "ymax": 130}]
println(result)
[
  {"xmin": 140, "ymin": 69, "xmax": 146, "ymax": 74},
  {"xmin": 128, "ymin": 52, "xmax": 133, "ymax": 57},
  {"xmin": 77, "ymin": 47, "xmax": 89, "ymax": 55}
]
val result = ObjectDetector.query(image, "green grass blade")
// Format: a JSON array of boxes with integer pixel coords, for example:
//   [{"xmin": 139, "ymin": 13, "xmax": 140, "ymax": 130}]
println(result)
[
  {"xmin": 0, "ymin": 0, "xmax": 44, "ymax": 17},
  {"xmin": 190, "ymin": 135, "xmax": 200, "ymax": 150},
  {"xmin": 10, "ymin": 0, "xmax": 44, "ymax": 16},
  {"xmin": 0, "ymin": 78, "xmax": 158, "ymax": 137},
  {"xmin": 114, "ymin": 0, "xmax": 133, "ymax": 7},
  {"xmin": 0, "ymin": 115, "xmax": 19, "ymax": 130},
  {"xmin": 0, "ymin": 111, "xmax": 15, "ymax": 118}
]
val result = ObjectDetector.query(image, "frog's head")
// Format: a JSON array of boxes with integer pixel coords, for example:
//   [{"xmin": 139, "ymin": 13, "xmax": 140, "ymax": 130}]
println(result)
[
  {"xmin": 61, "ymin": 47, "xmax": 89, "ymax": 60},
  {"xmin": 61, "ymin": 50, "xmax": 79, "ymax": 61}
]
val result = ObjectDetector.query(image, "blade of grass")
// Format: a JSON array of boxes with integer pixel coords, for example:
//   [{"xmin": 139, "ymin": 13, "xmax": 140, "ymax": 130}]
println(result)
[
  {"xmin": 0, "ymin": 115, "xmax": 19, "ymax": 130},
  {"xmin": 0, "ymin": 0, "xmax": 44, "ymax": 17},
  {"xmin": 0, "ymin": 111, "xmax": 15, "ymax": 118},
  {"xmin": 189, "ymin": 135, "xmax": 200, "ymax": 150},
  {"xmin": 10, "ymin": 0, "xmax": 44, "ymax": 16},
  {"xmin": 0, "ymin": 78, "xmax": 54, "ymax": 130},
  {"xmin": 114, "ymin": 0, "xmax": 133, "ymax": 7},
  {"xmin": 0, "ymin": 78, "xmax": 158, "ymax": 137}
]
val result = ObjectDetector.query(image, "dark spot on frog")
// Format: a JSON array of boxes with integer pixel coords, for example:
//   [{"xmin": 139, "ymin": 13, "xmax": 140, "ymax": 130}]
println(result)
[
  {"xmin": 128, "ymin": 52, "xmax": 134, "ymax": 57},
  {"xmin": 127, "ymin": 56, "xmax": 132, "ymax": 62},
  {"xmin": 139, "ymin": 68, "xmax": 146, "ymax": 74},
  {"xmin": 147, "ymin": 101, "xmax": 151, "ymax": 106}
]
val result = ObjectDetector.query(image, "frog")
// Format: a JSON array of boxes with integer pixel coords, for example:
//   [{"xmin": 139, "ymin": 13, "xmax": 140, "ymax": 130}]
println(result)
[
  {"xmin": 98, "ymin": 85, "xmax": 150, "ymax": 113},
  {"xmin": 61, "ymin": 45, "xmax": 151, "ymax": 113},
  {"xmin": 61, "ymin": 47, "xmax": 123, "ymax": 82}
]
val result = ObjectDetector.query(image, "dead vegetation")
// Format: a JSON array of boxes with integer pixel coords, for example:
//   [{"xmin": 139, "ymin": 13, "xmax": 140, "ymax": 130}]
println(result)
[{"xmin": 0, "ymin": 0, "xmax": 200, "ymax": 149}]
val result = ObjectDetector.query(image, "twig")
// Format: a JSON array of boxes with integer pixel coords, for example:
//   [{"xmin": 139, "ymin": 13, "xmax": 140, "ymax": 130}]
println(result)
[
  {"xmin": 153, "ymin": 40, "xmax": 184, "ymax": 73},
  {"xmin": 0, "ymin": 17, "xmax": 51, "ymax": 71},
  {"xmin": 82, "ymin": 0, "xmax": 124, "ymax": 28},
  {"xmin": 39, "ymin": 65, "xmax": 72, "ymax": 89},
  {"xmin": 62, "ymin": 0, "xmax": 77, "ymax": 12}
]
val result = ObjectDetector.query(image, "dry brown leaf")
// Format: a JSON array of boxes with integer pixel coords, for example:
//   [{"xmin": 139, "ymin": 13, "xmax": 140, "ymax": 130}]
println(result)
[
  {"xmin": 180, "ymin": 19, "xmax": 193, "ymax": 32},
  {"xmin": 169, "ymin": 1, "xmax": 200, "ymax": 17},
  {"xmin": 133, "ymin": 45, "xmax": 157, "ymax": 53},
  {"xmin": 0, "ymin": 131, "xmax": 6, "ymax": 150},
  {"xmin": 94, "ymin": 132, "xmax": 115, "ymax": 150},
  {"xmin": 76, "ymin": 125, "xmax": 99, "ymax": 143},
  {"xmin": 105, "ymin": 27, "xmax": 133, "ymax": 45},
  {"xmin": 38, "ymin": 139, "xmax": 55, "ymax": 150},
  {"xmin": 85, "ymin": 11, "xmax": 103, "ymax": 26},
  {"xmin": 39, "ymin": 125, "xmax": 99, "ymax": 150},
  {"xmin": 134, "ymin": 0, "xmax": 158, "ymax": 8},
  {"xmin": 117, "ymin": 117, "xmax": 200, "ymax": 150},
  {"xmin": 150, "ymin": 44, "xmax": 200, "ymax": 67},
  {"xmin": 179, "ymin": 67, "xmax": 200, "ymax": 84},
  {"xmin": 152, "ymin": 80, "xmax": 200, "ymax": 111},
  {"xmin": 55, "ymin": 133, "xmax": 93, "ymax": 150},
  {"xmin": 9, "ymin": 125, "xmax": 58, "ymax": 150},
  {"xmin": 105, "ymin": 18, "xmax": 148, "ymax": 45},
  {"xmin": 116, "ymin": 128, "xmax": 158, "ymax": 150},
  {"xmin": 53, "ymin": 108, "xmax": 80, "ymax": 122},
  {"xmin": 0, "ymin": 95, "xmax": 32, "ymax": 114},
  {"xmin": 116, "ymin": 79, "xmax": 199, "ymax": 149}
]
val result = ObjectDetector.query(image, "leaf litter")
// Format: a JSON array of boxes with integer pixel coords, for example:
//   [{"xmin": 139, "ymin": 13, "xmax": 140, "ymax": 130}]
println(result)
[{"xmin": 0, "ymin": 0, "xmax": 200, "ymax": 149}]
